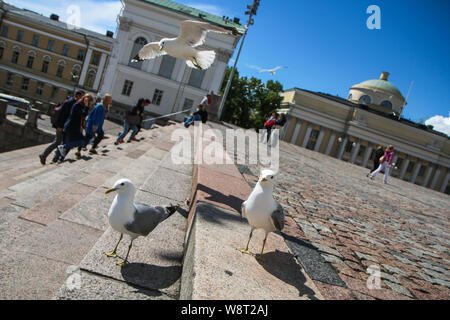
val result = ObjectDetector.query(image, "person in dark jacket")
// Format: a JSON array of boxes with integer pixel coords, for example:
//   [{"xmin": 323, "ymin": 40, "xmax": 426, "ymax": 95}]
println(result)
[
  {"xmin": 55, "ymin": 94, "xmax": 94, "ymax": 161},
  {"xmin": 115, "ymin": 98, "xmax": 146, "ymax": 145},
  {"xmin": 367, "ymin": 145, "xmax": 385, "ymax": 177},
  {"xmin": 276, "ymin": 113, "xmax": 287, "ymax": 126},
  {"xmin": 80, "ymin": 94, "xmax": 112, "ymax": 155},
  {"xmin": 134, "ymin": 98, "xmax": 151, "ymax": 138},
  {"xmin": 39, "ymin": 90, "xmax": 84, "ymax": 164},
  {"xmin": 184, "ymin": 104, "xmax": 208, "ymax": 128},
  {"xmin": 263, "ymin": 112, "xmax": 277, "ymax": 143}
]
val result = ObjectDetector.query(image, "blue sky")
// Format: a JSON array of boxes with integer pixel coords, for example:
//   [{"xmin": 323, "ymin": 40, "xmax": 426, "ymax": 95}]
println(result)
[{"xmin": 5, "ymin": 0, "xmax": 450, "ymax": 134}]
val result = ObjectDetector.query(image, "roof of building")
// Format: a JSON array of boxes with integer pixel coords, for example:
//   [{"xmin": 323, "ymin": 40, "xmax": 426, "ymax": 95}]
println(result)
[
  {"xmin": 1, "ymin": 2, "xmax": 114, "ymax": 44},
  {"xmin": 352, "ymin": 79, "xmax": 404, "ymax": 100},
  {"xmin": 139, "ymin": 0, "xmax": 245, "ymax": 33},
  {"xmin": 284, "ymin": 87, "xmax": 448, "ymax": 139}
]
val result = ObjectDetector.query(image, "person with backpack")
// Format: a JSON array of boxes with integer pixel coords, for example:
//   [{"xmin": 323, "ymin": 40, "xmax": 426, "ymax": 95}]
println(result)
[
  {"xmin": 55, "ymin": 94, "xmax": 94, "ymax": 162},
  {"xmin": 370, "ymin": 145, "xmax": 395, "ymax": 184},
  {"xmin": 38, "ymin": 90, "xmax": 84, "ymax": 165},
  {"xmin": 78, "ymin": 94, "xmax": 112, "ymax": 155}
]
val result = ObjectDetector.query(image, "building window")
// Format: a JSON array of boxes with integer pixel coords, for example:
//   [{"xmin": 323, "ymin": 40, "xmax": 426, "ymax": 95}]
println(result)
[
  {"xmin": 21, "ymin": 77, "xmax": 29, "ymax": 91},
  {"xmin": 407, "ymin": 162, "xmax": 415, "ymax": 173},
  {"xmin": 71, "ymin": 65, "xmax": 81, "ymax": 82},
  {"xmin": 32, "ymin": 35, "xmax": 39, "ymax": 47},
  {"xmin": 6, "ymin": 72, "xmax": 13, "ymax": 86},
  {"xmin": 1, "ymin": 26, "xmax": 8, "ymax": 37},
  {"xmin": 17, "ymin": 30, "xmax": 24, "ymax": 42},
  {"xmin": 41, "ymin": 60, "xmax": 49, "ymax": 73},
  {"xmin": 358, "ymin": 145, "xmax": 366, "ymax": 157},
  {"xmin": 85, "ymin": 70, "xmax": 96, "ymax": 88},
  {"xmin": 418, "ymin": 166, "xmax": 426, "ymax": 177},
  {"xmin": 11, "ymin": 50, "xmax": 19, "ymax": 64},
  {"xmin": 128, "ymin": 37, "xmax": 147, "ymax": 69},
  {"xmin": 158, "ymin": 55, "xmax": 176, "ymax": 79},
  {"xmin": 51, "ymin": 87, "xmax": 58, "ymax": 100},
  {"xmin": 26, "ymin": 55, "xmax": 34, "ymax": 68},
  {"xmin": 62, "ymin": 44, "xmax": 70, "ymax": 56},
  {"xmin": 56, "ymin": 63, "xmax": 65, "ymax": 78},
  {"xmin": 306, "ymin": 129, "xmax": 320, "ymax": 150},
  {"xmin": 152, "ymin": 89, "xmax": 163, "ymax": 106},
  {"xmin": 121, "ymin": 80, "xmax": 133, "ymax": 96},
  {"xmin": 345, "ymin": 140, "xmax": 353, "ymax": 153},
  {"xmin": 77, "ymin": 49, "xmax": 85, "ymax": 61},
  {"xmin": 359, "ymin": 95, "xmax": 372, "ymax": 105},
  {"xmin": 396, "ymin": 157, "xmax": 403, "ymax": 168},
  {"xmin": 36, "ymin": 82, "xmax": 44, "ymax": 95},
  {"xmin": 47, "ymin": 39, "xmax": 54, "ymax": 51},
  {"xmin": 188, "ymin": 68, "xmax": 205, "ymax": 89},
  {"xmin": 91, "ymin": 52, "xmax": 100, "ymax": 66},
  {"xmin": 380, "ymin": 100, "xmax": 393, "ymax": 109}
]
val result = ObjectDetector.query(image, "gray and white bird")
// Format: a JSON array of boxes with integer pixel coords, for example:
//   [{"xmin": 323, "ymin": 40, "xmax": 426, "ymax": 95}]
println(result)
[
  {"xmin": 259, "ymin": 66, "xmax": 287, "ymax": 75},
  {"xmin": 131, "ymin": 20, "xmax": 235, "ymax": 70},
  {"xmin": 238, "ymin": 169, "xmax": 285, "ymax": 260},
  {"xmin": 104, "ymin": 179, "xmax": 178, "ymax": 266}
]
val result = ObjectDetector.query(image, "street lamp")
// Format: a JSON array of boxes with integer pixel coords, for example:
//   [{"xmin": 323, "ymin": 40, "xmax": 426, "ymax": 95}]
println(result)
[{"xmin": 217, "ymin": 0, "xmax": 260, "ymax": 121}]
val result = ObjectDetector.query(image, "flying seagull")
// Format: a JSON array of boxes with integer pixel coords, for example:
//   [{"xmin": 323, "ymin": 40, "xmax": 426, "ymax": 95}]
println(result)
[
  {"xmin": 131, "ymin": 20, "xmax": 235, "ymax": 70},
  {"xmin": 260, "ymin": 66, "xmax": 287, "ymax": 75},
  {"xmin": 238, "ymin": 169, "xmax": 285, "ymax": 260},
  {"xmin": 104, "ymin": 179, "xmax": 179, "ymax": 267}
]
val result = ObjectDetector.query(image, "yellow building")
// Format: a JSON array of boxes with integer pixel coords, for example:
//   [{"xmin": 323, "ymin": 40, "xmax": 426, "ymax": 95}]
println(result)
[
  {"xmin": 280, "ymin": 72, "xmax": 450, "ymax": 194},
  {"xmin": 0, "ymin": 2, "xmax": 113, "ymax": 109}
]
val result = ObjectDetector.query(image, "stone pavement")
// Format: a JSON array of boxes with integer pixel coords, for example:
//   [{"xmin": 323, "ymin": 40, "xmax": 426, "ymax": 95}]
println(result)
[{"xmin": 210, "ymin": 122, "xmax": 450, "ymax": 300}]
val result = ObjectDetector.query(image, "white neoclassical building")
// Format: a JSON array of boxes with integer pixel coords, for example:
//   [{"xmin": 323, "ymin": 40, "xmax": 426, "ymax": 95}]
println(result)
[
  {"xmin": 280, "ymin": 72, "xmax": 450, "ymax": 194},
  {"xmin": 100, "ymin": 0, "xmax": 243, "ymax": 122}
]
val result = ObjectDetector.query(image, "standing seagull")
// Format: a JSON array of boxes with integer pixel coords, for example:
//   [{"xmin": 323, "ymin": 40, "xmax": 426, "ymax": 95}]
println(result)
[
  {"xmin": 260, "ymin": 66, "xmax": 287, "ymax": 75},
  {"xmin": 131, "ymin": 20, "xmax": 235, "ymax": 70},
  {"xmin": 238, "ymin": 169, "xmax": 285, "ymax": 260},
  {"xmin": 104, "ymin": 179, "xmax": 178, "ymax": 266}
]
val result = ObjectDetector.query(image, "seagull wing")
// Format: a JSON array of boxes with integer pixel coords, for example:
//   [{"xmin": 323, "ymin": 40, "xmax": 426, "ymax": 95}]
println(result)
[
  {"xmin": 178, "ymin": 20, "xmax": 232, "ymax": 47},
  {"xmin": 270, "ymin": 202, "xmax": 285, "ymax": 231},
  {"xmin": 124, "ymin": 203, "xmax": 170, "ymax": 236},
  {"xmin": 131, "ymin": 42, "xmax": 166, "ymax": 62},
  {"xmin": 259, "ymin": 69, "xmax": 270, "ymax": 73}
]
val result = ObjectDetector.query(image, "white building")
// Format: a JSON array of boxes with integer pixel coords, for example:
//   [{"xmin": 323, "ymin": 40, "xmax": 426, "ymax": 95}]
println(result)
[{"xmin": 100, "ymin": 0, "xmax": 243, "ymax": 122}]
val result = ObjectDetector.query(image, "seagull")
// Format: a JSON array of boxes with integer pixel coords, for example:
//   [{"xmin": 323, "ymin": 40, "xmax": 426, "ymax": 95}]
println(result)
[
  {"xmin": 259, "ymin": 66, "xmax": 287, "ymax": 75},
  {"xmin": 238, "ymin": 169, "xmax": 285, "ymax": 260},
  {"xmin": 131, "ymin": 20, "xmax": 235, "ymax": 70},
  {"xmin": 104, "ymin": 179, "xmax": 179, "ymax": 267}
]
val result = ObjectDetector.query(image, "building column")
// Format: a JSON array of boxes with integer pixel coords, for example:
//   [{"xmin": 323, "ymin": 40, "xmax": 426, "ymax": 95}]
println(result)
[
  {"xmin": 399, "ymin": 157, "xmax": 410, "ymax": 180},
  {"xmin": 422, "ymin": 166, "xmax": 434, "ymax": 187},
  {"xmin": 350, "ymin": 141, "xmax": 361, "ymax": 164},
  {"xmin": 430, "ymin": 166, "xmax": 442, "ymax": 189},
  {"xmin": 93, "ymin": 53, "xmax": 107, "ymax": 91},
  {"xmin": 302, "ymin": 124, "xmax": 313, "ymax": 148},
  {"xmin": 280, "ymin": 115, "xmax": 290, "ymax": 140},
  {"xmin": 440, "ymin": 170, "xmax": 450, "ymax": 193},
  {"xmin": 314, "ymin": 129, "xmax": 325, "ymax": 152},
  {"xmin": 410, "ymin": 161, "xmax": 422, "ymax": 184},
  {"xmin": 362, "ymin": 145, "xmax": 373, "ymax": 168},
  {"xmin": 290, "ymin": 120, "xmax": 302, "ymax": 145},
  {"xmin": 337, "ymin": 136, "xmax": 348, "ymax": 160},
  {"xmin": 79, "ymin": 47, "xmax": 93, "ymax": 86},
  {"xmin": 325, "ymin": 131, "xmax": 336, "ymax": 156}
]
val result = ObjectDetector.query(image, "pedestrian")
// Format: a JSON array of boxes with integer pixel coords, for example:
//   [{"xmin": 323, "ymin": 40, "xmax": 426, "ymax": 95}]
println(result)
[
  {"xmin": 184, "ymin": 104, "xmax": 208, "ymax": 128},
  {"xmin": 39, "ymin": 90, "xmax": 84, "ymax": 165},
  {"xmin": 370, "ymin": 145, "xmax": 395, "ymax": 184},
  {"xmin": 115, "ymin": 98, "xmax": 145, "ymax": 145},
  {"xmin": 80, "ymin": 94, "xmax": 112, "ymax": 155},
  {"xmin": 263, "ymin": 112, "xmax": 278, "ymax": 143},
  {"xmin": 56, "ymin": 94, "xmax": 94, "ymax": 161},
  {"xmin": 367, "ymin": 145, "xmax": 384, "ymax": 177},
  {"xmin": 135, "ymin": 98, "xmax": 151, "ymax": 138}
]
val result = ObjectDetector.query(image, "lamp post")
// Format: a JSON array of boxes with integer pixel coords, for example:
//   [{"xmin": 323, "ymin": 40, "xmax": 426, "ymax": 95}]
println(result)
[{"xmin": 217, "ymin": 0, "xmax": 260, "ymax": 121}]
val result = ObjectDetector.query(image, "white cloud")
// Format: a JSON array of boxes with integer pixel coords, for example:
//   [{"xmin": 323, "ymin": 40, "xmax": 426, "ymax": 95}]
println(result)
[
  {"xmin": 425, "ymin": 113, "xmax": 450, "ymax": 136},
  {"xmin": 6, "ymin": 0, "xmax": 122, "ymax": 35}
]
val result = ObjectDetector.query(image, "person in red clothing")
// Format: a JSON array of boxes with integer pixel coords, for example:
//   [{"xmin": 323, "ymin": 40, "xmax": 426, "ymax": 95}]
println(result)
[
  {"xmin": 263, "ymin": 112, "xmax": 277, "ymax": 143},
  {"xmin": 370, "ymin": 145, "xmax": 395, "ymax": 184}
]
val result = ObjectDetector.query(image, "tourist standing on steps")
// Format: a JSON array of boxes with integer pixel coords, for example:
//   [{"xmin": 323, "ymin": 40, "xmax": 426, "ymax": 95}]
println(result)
[
  {"xmin": 39, "ymin": 90, "xmax": 84, "ymax": 165},
  {"xmin": 134, "ymin": 98, "xmax": 151, "ymax": 139},
  {"xmin": 367, "ymin": 145, "xmax": 384, "ymax": 177},
  {"xmin": 55, "ymin": 94, "xmax": 94, "ymax": 162},
  {"xmin": 115, "ymin": 98, "xmax": 146, "ymax": 145},
  {"xmin": 370, "ymin": 145, "xmax": 395, "ymax": 184},
  {"xmin": 263, "ymin": 112, "xmax": 278, "ymax": 143},
  {"xmin": 184, "ymin": 104, "xmax": 208, "ymax": 128},
  {"xmin": 79, "ymin": 94, "xmax": 112, "ymax": 155}
]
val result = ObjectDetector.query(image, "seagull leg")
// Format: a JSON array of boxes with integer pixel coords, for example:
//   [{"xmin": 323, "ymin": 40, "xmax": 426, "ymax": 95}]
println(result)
[
  {"xmin": 256, "ymin": 234, "xmax": 268, "ymax": 262},
  {"xmin": 117, "ymin": 239, "xmax": 133, "ymax": 267},
  {"xmin": 237, "ymin": 228, "xmax": 254, "ymax": 255},
  {"xmin": 192, "ymin": 57, "xmax": 203, "ymax": 70},
  {"xmin": 104, "ymin": 233, "xmax": 123, "ymax": 258}
]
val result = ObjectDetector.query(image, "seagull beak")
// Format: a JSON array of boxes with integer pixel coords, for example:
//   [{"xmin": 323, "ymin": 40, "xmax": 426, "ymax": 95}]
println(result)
[
  {"xmin": 261, "ymin": 178, "xmax": 267, "ymax": 182},
  {"xmin": 159, "ymin": 45, "xmax": 163, "ymax": 51},
  {"xmin": 105, "ymin": 188, "xmax": 117, "ymax": 194}
]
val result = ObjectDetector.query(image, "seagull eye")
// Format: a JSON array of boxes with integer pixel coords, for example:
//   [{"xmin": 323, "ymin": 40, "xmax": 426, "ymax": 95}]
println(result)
[
  {"xmin": 271, "ymin": 176, "xmax": 273, "ymax": 179},
  {"xmin": 121, "ymin": 183, "xmax": 124, "ymax": 186}
]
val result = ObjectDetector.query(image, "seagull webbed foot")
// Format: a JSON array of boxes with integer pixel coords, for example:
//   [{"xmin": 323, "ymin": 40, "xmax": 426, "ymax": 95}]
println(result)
[
  {"xmin": 116, "ymin": 259, "xmax": 128, "ymax": 267},
  {"xmin": 255, "ymin": 254, "xmax": 265, "ymax": 262},
  {"xmin": 104, "ymin": 251, "xmax": 117, "ymax": 258},
  {"xmin": 237, "ymin": 248, "xmax": 254, "ymax": 256}
]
